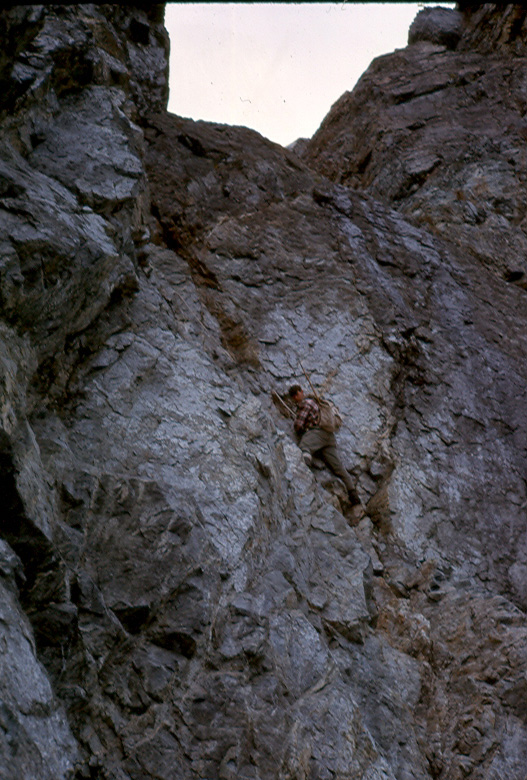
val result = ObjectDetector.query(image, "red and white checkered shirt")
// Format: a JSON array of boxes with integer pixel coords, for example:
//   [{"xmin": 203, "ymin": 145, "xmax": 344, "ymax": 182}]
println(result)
[{"xmin": 294, "ymin": 397, "xmax": 320, "ymax": 434}]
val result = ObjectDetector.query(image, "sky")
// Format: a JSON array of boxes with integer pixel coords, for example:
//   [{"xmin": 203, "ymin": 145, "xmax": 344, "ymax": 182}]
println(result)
[{"xmin": 165, "ymin": 3, "xmax": 451, "ymax": 148}]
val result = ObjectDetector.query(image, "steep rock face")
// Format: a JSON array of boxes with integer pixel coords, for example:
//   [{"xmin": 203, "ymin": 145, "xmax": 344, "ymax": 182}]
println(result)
[
  {"xmin": 1, "ymin": 4, "xmax": 527, "ymax": 780},
  {"xmin": 302, "ymin": 5, "xmax": 527, "ymax": 284},
  {"xmin": 0, "ymin": 4, "xmax": 168, "ymax": 777}
]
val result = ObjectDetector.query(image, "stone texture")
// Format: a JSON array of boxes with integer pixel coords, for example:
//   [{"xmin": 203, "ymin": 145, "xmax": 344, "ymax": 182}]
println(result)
[
  {"xmin": 302, "ymin": 6, "xmax": 527, "ymax": 284},
  {"xmin": 1, "ymin": 4, "xmax": 527, "ymax": 780},
  {"xmin": 0, "ymin": 540, "xmax": 79, "ymax": 780},
  {"xmin": 408, "ymin": 7, "xmax": 463, "ymax": 49}
]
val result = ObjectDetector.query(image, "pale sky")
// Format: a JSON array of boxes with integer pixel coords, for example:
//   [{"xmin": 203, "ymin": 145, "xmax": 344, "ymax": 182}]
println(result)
[{"xmin": 165, "ymin": 3, "xmax": 452, "ymax": 147}]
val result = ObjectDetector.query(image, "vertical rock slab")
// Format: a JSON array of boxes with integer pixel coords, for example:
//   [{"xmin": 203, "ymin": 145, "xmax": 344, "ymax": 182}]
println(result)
[{"xmin": 0, "ymin": 542, "xmax": 78, "ymax": 779}]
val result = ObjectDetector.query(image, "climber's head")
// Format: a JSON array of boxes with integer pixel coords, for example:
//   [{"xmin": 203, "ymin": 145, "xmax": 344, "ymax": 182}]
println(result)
[{"xmin": 288, "ymin": 384, "xmax": 304, "ymax": 405}]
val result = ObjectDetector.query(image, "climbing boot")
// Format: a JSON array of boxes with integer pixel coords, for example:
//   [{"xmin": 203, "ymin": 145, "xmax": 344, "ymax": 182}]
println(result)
[{"xmin": 344, "ymin": 481, "xmax": 360, "ymax": 506}]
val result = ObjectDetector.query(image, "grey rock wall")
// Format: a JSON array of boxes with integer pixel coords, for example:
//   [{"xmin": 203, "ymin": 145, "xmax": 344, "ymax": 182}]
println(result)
[
  {"xmin": 0, "ymin": 540, "xmax": 78, "ymax": 780},
  {"xmin": 1, "ymin": 4, "xmax": 527, "ymax": 780},
  {"xmin": 303, "ymin": 6, "xmax": 527, "ymax": 285}
]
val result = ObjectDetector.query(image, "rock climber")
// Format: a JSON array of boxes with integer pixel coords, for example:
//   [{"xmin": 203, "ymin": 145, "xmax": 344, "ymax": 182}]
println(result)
[{"xmin": 288, "ymin": 384, "xmax": 361, "ymax": 506}]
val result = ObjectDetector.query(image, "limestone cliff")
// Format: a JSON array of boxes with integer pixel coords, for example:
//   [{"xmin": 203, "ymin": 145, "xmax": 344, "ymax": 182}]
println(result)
[{"xmin": 1, "ymin": 4, "xmax": 526, "ymax": 779}]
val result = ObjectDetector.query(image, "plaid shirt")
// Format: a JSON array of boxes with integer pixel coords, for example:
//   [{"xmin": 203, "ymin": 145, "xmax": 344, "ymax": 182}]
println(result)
[{"xmin": 294, "ymin": 397, "xmax": 320, "ymax": 434}]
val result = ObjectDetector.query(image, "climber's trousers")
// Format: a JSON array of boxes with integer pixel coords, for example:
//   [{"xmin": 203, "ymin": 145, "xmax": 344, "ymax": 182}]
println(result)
[{"xmin": 299, "ymin": 427, "xmax": 356, "ymax": 498}]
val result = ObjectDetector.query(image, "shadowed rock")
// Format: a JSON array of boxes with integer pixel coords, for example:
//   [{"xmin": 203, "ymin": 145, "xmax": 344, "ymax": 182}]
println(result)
[{"xmin": 408, "ymin": 7, "xmax": 463, "ymax": 49}]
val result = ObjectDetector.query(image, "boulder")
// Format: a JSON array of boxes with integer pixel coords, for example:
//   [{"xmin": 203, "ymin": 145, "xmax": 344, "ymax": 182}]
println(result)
[{"xmin": 408, "ymin": 6, "xmax": 463, "ymax": 49}]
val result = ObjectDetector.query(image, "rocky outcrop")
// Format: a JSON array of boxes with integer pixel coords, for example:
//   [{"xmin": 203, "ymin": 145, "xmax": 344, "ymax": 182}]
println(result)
[
  {"xmin": 408, "ymin": 7, "xmax": 463, "ymax": 49},
  {"xmin": 302, "ymin": 5, "xmax": 527, "ymax": 286},
  {"xmin": 1, "ymin": 4, "xmax": 527, "ymax": 780},
  {"xmin": 0, "ymin": 4, "xmax": 168, "ymax": 777}
]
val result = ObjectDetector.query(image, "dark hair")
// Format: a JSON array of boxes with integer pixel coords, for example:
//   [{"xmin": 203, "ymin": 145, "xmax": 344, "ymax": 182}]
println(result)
[{"xmin": 288, "ymin": 384, "xmax": 302, "ymax": 397}]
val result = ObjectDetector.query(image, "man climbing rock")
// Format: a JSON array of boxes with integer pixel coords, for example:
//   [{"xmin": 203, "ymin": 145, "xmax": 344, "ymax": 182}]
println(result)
[{"xmin": 288, "ymin": 384, "xmax": 361, "ymax": 506}]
